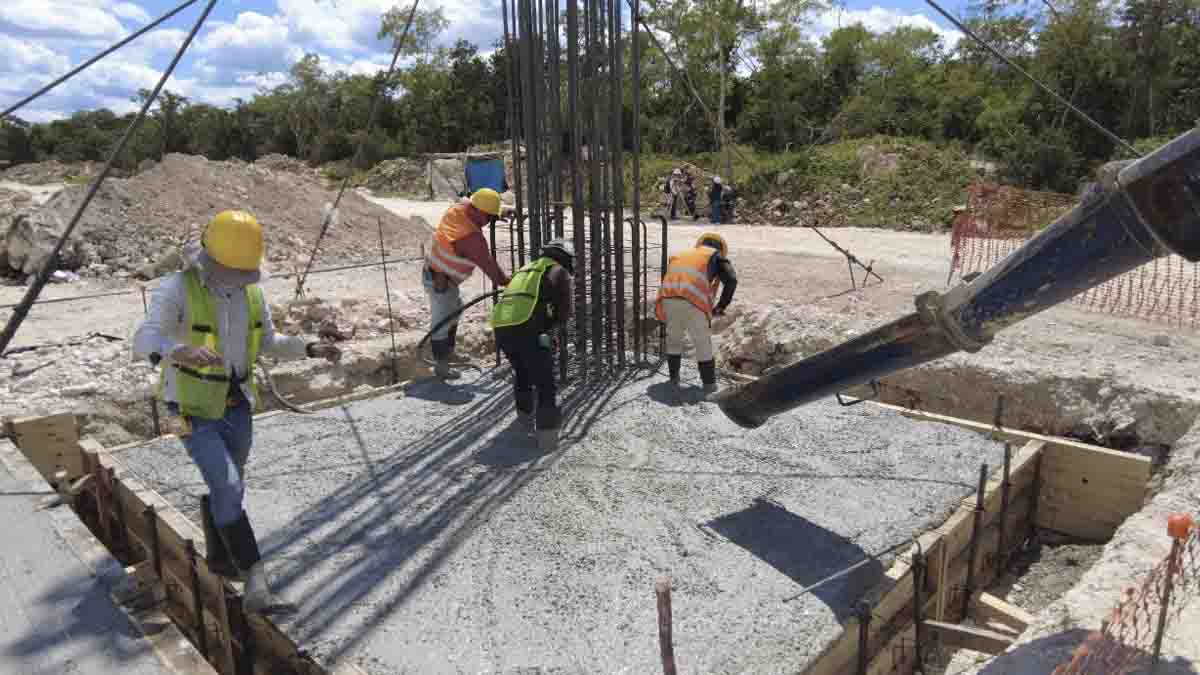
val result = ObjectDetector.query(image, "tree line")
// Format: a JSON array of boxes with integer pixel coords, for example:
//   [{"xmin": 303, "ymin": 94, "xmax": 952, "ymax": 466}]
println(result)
[{"xmin": 2, "ymin": 0, "xmax": 1198, "ymax": 193}]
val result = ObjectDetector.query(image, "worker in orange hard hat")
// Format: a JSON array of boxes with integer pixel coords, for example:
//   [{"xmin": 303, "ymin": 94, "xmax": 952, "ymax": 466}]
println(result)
[
  {"xmin": 133, "ymin": 210, "xmax": 341, "ymax": 617},
  {"xmin": 424, "ymin": 188, "xmax": 512, "ymax": 380},
  {"xmin": 654, "ymin": 232, "xmax": 737, "ymax": 395}
]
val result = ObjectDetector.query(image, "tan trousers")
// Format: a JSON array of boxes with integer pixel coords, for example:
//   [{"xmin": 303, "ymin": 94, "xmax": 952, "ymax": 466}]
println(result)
[{"xmin": 662, "ymin": 297, "xmax": 713, "ymax": 362}]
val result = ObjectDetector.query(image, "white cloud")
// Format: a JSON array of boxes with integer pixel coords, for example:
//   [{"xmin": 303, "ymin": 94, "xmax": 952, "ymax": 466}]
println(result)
[
  {"xmin": 198, "ymin": 11, "xmax": 298, "ymax": 68},
  {"xmin": 275, "ymin": 0, "xmax": 395, "ymax": 52},
  {"xmin": 0, "ymin": 0, "xmax": 128, "ymax": 41},
  {"xmin": 810, "ymin": 6, "xmax": 962, "ymax": 47},
  {"xmin": 113, "ymin": 2, "xmax": 153, "ymax": 25}
]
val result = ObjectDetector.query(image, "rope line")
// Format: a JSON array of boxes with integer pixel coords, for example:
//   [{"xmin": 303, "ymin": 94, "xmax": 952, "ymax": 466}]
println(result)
[{"xmin": 0, "ymin": 0, "xmax": 218, "ymax": 355}]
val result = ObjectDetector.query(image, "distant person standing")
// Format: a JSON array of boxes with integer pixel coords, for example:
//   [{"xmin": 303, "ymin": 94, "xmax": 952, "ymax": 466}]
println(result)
[
  {"xmin": 709, "ymin": 176, "xmax": 724, "ymax": 224},
  {"xmin": 668, "ymin": 168, "xmax": 684, "ymax": 219}
]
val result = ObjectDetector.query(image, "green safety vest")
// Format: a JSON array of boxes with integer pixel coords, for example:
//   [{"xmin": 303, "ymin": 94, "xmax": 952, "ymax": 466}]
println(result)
[
  {"xmin": 491, "ymin": 257, "xmax": 557, "ymax": 329},
  {"xmin": 162, "ymin": 269, "xmax": 264, "ymax": 420}
]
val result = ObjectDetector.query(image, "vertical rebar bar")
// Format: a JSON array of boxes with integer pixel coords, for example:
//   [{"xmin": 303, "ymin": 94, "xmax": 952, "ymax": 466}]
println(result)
[
  {"xmin": 912, "ymin": 544, "xmax": 925, "ymax": 670},
  {"xmin": 145, "ymin": 505, "xmax": 162, "ymax": 579},
  {"xmin": 586, "ymin": 0, "xmax": 604, "ymax": 375},
  {"xmin": 610, "ymin": 0, "xmax": 625, "ymax": 365},
  {"xmin": 141, "ymin": 286, "xmax": 161, "ymax": 437},
  {"xmin": 377, "ymin": 218, "xmax": 399, "ymax": 385},
  {"xmin": 998, "ymin": 443, "xmax": 1012, "ymax": 566},
  {"xmin": 503, "ymin": 0, "xmax": 526, "ymax": 265},
  {"xmin": 857, "ymin": 602, "xmax": 872, "ymax": 675},
  {"xmin": 630, "ymin": 0, "xmax": 642, "ymax": 363},
  {"xmin": 962, "ymin": 463, "xmax": 988, "ymax": 618},
  {"xmin": 186, "ymin": 539, "xmax": 210, "ymax": 658},
  {"xmin": 519, "ymin": 0, "xmax": 542, "ymax": 260}
]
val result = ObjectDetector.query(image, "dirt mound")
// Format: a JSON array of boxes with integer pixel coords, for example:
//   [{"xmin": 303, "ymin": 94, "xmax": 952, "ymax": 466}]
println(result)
[
  {"xmin": 255, "ymin": 153, "xmax": 312, "ymax": 175},
  {"xmin": 1, "ymin": 160, "xmax": 108, "ymax": 184},
  {"xmin": 364, "ymin": 158, "xmax": 430, "ymax": 197},
  {"xmin": 0, "ymin": 153, "xmax": 431, "ymax": 280}
]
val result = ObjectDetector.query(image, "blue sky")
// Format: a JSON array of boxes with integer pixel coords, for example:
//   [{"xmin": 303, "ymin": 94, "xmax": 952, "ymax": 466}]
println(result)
[{"xmin": 1, "ymin": 0, "xmax": 968, "ymax": 123}]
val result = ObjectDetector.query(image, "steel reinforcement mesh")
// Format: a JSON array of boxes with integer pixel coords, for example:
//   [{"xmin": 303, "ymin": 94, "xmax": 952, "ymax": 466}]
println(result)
[{"xmin": 947, "ymin": 183, "xmax": 1200, "ymax": 329}]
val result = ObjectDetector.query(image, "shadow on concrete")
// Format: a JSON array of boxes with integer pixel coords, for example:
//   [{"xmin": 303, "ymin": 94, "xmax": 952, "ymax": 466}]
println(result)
[
  {"xmin": 706, "ymin": 497, "xmax": 882, "ymax": 623},
  {"xmin": 3, "ymin": 567, "xmax": 157, "ymax": 670},
  {"xmin": 402, "ymin": 375, "xmax": 484, "ymax": 405},
  {"xmin": 250, "ymin": 366, "xmax": 640, "ymax": 667},
  {"xmin": 644, "ymin": 380, "xmax": 706, "ymax": 407},
  {"xmin": 972, "ymin": 628, "xmax": 1200, "ymax": 675}
]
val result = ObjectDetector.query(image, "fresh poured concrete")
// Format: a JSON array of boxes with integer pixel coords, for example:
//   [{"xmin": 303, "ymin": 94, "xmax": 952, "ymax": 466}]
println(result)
[
  {"xmin": 0, "ymin": 449, "xmax": 180, "ymax": 675},
  {"xmin": 119, "ymin": 363, "xmax": 1005, "ymax": 674}
]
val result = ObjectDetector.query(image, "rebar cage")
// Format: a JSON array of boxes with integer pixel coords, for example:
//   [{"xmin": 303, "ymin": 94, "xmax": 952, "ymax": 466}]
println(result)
[{"xmin": 498, "ymin": 0, "xmax": 665, "ymax": 380}]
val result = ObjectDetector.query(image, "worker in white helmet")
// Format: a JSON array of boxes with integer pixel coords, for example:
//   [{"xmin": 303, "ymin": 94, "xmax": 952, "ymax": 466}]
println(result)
[
  {"xmin": 709, "ymin": 176, "xmax": 725, "ymax": 224},
  {"xmin": 133, "ymin": 210, "xmax": 341, "ymax": 616}
]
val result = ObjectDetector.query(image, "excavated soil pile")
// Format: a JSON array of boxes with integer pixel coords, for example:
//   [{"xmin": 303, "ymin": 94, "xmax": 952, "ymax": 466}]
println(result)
[
  {"xmin": 119, "ymin": 365, "xmax": 1004, "ymax": 674},
  {"xmin": 0, "ymin": 153, "xmax": 431, "ymax": 279},
  {"xmin": 0, "ymin": 159, "xmax": 107, "ymax": 184}
]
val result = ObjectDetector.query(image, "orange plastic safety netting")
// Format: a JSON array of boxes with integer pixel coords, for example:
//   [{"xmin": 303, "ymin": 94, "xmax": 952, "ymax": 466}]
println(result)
[
  {"xmin": 947, "ymin": 183, "xmax": 1200, "ymax": 329},
  {"xmin": 1052, "ymin": 517, "xmax": 1199, "ymax": 674}
]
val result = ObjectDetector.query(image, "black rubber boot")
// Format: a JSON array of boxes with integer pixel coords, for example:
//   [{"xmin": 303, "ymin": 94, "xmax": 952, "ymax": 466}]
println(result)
[
  {"xmin": 698, "ymin": 360, "xmax": 718, "ymax": 394},
  {"xmin": 536, "ymin": 405, "xmax": 562, "ymax": 452},
  {"xmin": 667, "ymin": 354, "xmax": 682, "ymax": 386},
  {"xmin": 218, "ymin": 512, "xmax": 296, "ymax": 616},
  {"xmin": 430, "ymin": 338, "xmax": 460, "ymax": 380},
  {"xmin": 201, "ymin": 495, "xmax": 238, "ymax": 578}
]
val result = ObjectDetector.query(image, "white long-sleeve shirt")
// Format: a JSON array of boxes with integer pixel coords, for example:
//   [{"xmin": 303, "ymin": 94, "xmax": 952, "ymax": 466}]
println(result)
[{"xmin": 133, "ymin": 269, "xmax": 309, "ymax": 408}]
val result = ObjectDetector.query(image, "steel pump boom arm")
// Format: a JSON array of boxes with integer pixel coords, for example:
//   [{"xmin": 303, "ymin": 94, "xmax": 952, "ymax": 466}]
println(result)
[{"xmin": 713, "ymin": 128, "xmax": 1200, "ymax": 429}]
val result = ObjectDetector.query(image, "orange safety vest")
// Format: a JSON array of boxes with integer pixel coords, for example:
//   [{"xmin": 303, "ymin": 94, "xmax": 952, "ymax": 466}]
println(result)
[
  {"xmin": 427, "ymin": 203, "xmax": 479, "ymax": 283},
  {"xmin": 655, "ymin": 246, "xmax": 718, "ymax": 321}
]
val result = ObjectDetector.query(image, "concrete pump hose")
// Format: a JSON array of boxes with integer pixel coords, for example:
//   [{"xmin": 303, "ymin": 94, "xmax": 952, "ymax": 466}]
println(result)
[{"xmin": 416, "ymin": 288, "xmax": 504, "ymax": 366}]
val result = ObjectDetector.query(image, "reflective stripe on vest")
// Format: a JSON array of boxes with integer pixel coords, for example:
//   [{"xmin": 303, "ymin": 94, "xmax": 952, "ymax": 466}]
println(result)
[
  {"xmin": 491, "ymin": 257, "xmax": 555, "ymax": 329},
  {"xmin": 427, "ymin": 203, "xmax": 479, "ymax": 282},
  {"xmin": 655, "ymin": 246, "xmax": 717, "ymax": 320},
  {"xmin": 167, "ymin": 270, "xmax": 264, "ymax": 419}
]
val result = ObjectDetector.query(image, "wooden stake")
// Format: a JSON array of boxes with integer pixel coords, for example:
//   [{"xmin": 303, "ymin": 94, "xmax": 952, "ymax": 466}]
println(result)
[{"xmin": 655, "ymin": 577, "xmax": 677, "ymax": 675}]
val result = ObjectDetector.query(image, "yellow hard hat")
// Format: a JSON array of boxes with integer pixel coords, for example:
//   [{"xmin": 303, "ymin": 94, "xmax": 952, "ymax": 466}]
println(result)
[
  {"xmin": 203, "ymin": 210, "xmax": 263, "ymax": 271},
  {"xmin": 697, "ymin": 232, "xmax": 727, "ymax": 257},
  {"xmin": 469, "ymin": 188, "xmax": 502, "ymax": 217}
]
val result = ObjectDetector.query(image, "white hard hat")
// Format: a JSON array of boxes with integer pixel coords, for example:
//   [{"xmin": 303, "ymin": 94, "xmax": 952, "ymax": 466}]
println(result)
[
  {"xmin": 673, "ymin": 168, "xmax": 682, "ymax": 175},
  {"xmin": 713, "ymin": 176, "xmax": 722, "ymax": 184}
]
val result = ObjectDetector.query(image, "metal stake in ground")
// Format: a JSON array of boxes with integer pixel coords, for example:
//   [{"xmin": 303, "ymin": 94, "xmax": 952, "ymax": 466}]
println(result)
[
  {"xmin": 1151, "ymin": 514, "xmax": 1196, "ymax": 671},
  {"xmin": 0, "ymin": 0, "xmax": 218, "ymax": 355},
  {"xmin": 857, "ymin": 601, "xmax": 872, "ymax": 675},
  {"xmin": 377, "ymin": 218, "xmax": 400, "ymax": 385},
  {"xmin": 655, "ymin": 577, "xmax": 677, "ymax": 675},
  {"xmin": 962, "ymin": 463, "xmax": 988, "ymax": 618}
]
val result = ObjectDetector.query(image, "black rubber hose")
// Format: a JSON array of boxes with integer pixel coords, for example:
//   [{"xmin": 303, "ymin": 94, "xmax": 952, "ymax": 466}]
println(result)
[{"xmin": 417, "ymin": 288, "xmax": 505, "ymax": 361}]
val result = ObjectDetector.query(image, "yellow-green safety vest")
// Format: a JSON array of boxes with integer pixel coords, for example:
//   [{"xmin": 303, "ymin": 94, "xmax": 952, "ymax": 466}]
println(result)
[
  {"xmin": 491, "ymin": 257, "xmax": 557, "ymax": 329},
  {"xmin": 162, "ymin": 269, "xmax": 265, "ymax": 419}
]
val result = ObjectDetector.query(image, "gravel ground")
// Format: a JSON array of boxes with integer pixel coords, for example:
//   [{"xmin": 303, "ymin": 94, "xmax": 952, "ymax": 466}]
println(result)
[{"xmin": 117, "ymin": 363, "xmax": 1004, "ymax": 674}]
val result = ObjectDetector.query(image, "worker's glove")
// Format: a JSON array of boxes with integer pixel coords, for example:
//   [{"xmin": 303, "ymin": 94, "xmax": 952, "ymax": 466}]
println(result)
[
  {"xmin": 306, "ymin": 342, "xmax": 342, "ymax": 363},
  {"xmin": 170, "ymin": 345, "xmax": 223, "ymax": 369}
]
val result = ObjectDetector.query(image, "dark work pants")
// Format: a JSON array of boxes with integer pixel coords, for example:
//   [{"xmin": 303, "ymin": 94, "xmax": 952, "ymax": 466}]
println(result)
[{"xmin": 496, "ymin": 326, "xmax": 560, "ymax": 429}]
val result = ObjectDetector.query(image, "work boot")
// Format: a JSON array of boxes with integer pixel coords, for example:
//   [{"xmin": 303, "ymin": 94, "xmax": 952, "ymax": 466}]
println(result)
[
  {"xmin": 667, "ymin": 354, "xmax": 682, "ymax": 386},
  {"xmin": 434, "ymin": 359, "xmax": 461, "ymax": 380},
  {"xmin": 244, "ymin": 561, "xmax": 295, "ymax": 616},
  {"xmin": 218, "ymin": 512, "xmax": 297, "ymax": 617},
  {"xmin": 431, "ymin": 339, "xmax": 461, "ymax": 380},
  {"xmin": 201, "ymin": 496, "xmax": 239, "ymax": 579},
  {"xmin": 698, "ymin": 360, "xmax": 718, "ymax": 395},
  {"xmin": 537, "ymin": 428, "xmax": 559, "ymax": 452}
]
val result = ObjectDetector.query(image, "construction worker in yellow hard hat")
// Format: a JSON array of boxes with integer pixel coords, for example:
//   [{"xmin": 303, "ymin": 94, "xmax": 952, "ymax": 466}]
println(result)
[
  {"xmin": 133, "ymin": 210, "xmax": 341, "ymax": 616},
  {"xmin": 654, "ymin": 232, "xmax": 738, "ymax": 395},
  {"xmin": 424, "ymin": 188, "xmax": 511, "ymax": 380}
]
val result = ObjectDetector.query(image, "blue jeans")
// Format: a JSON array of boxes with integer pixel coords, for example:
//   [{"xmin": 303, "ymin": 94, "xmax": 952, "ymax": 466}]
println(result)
[
  {"xmin": 181, "ymin": 392, "xmax": 253, "ymax": 528},
  {"xmin": 711, "ymin": 199, "xmax": 722, "ymax": 224}
]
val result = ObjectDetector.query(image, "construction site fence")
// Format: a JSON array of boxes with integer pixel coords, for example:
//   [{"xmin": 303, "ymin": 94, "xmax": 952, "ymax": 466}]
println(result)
[
  {"xmin": 1052, "ymin": 515, "xmax": 1199, "ymax": 674},
  {"xmin": 947, "ymin": 183, "xmax": 1200, "ymax": 329}
]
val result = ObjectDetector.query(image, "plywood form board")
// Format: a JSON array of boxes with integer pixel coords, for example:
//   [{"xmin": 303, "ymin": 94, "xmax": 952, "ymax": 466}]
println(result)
[
  {"xmin": 922, "ymin": 620, "xmax": 1015, "ymax": 654},
  {"xmin": 0, "ymin": 438, "xmax": 216, "ymax": 675},
  {"xmin": 7, "ymin": 413, "xmax": 84, "ymax": 479},
  {"xmin": 971, "ymin": 592, "xmax": 1035, "ymax": 634},
  {"xmin": 86, "ymin": 439, "xmax": 331, "ymax": 675},
  {"xmin": 806, "ymin": 444, "xmax": 1041, "ymax": 675}
]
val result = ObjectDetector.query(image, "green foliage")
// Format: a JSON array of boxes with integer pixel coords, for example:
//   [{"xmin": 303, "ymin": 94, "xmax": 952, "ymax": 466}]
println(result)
[{"xmin": 8, "ymin": 0, "xmax": 1200, "ymax": 217}]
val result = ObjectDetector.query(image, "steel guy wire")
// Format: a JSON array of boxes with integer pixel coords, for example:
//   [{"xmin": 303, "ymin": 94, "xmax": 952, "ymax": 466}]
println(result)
[
  {"xmin": 0, "ymin": 0, "xmax": 203, "ymax": 120},
  {"xmin": 923, "ymin": 0, "xmax": 1140, "ymax": 158},
  {"xmin": 293, "ymin": 0, "xmax": 421, "ymax": 300},
  {"xmin": 0, "ymin": 0, "xmax": 219, "ymax": 355}
]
